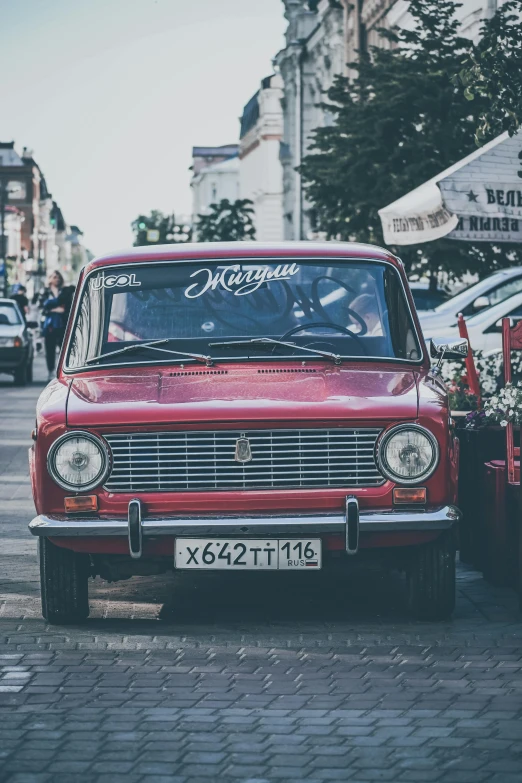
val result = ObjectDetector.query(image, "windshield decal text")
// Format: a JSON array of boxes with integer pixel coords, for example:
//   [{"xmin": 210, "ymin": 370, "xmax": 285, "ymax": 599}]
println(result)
[
  {"xmin": 184, "ymin": 263, "xmax": 300, "ymax": 299},
  {"xmin": 92, "ymin": 273, "xmax": 141, "ymax": 291}
]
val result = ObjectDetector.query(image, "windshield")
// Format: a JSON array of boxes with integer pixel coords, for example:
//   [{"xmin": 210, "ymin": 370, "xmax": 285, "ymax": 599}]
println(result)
[
  {"xmin": 0, "ymin": 304, "xmax": 21, "ymax": 325},
  {"xmin": 66, "ymin": 259, "xmax": 421, "ymax": 369}
]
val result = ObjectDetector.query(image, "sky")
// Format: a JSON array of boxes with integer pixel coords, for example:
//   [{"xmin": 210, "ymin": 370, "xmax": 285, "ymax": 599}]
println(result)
[{"xmin": 0, "ymin": 0, "xmax": 286, "ymax": 255}]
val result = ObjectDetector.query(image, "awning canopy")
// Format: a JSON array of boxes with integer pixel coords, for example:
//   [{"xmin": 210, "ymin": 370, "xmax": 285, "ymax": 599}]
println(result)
[{"xmin": 378, "ymin": 131, "xmax": 522, "ymax": 245}]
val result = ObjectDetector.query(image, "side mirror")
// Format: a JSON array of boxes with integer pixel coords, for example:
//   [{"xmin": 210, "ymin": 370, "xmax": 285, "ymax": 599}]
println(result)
[
  {"xmin": 430, "ymin": 337, "xmax": 468, "ymax": 361},
  {"xmin": 26, "ymin": 321, "xmax": 38, "ymax": 329},
  {"xmin": 497, "ymin": 317, "xmax": 514, "ymax": 329},
  {"xmin": 486, "ymin": 317, "xmax": 514, "ymax": 334},
  {"xmin": 472, "ymin": 295, "xmax": 490, "ymax": 311}
]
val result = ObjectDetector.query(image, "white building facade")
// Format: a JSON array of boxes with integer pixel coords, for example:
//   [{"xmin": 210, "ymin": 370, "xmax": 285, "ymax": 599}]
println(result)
[
  {"xmin": 0, "ymin": 142, "xmax": 90, "ymax": 290},
  {"xmin": 190, "ymin": 145, "xmax": 240, "ymax": 238},
  {"xmin": 275, "ymin": 0, "xmax": 345, "ymax": 240},
  {"xmin": 275, "ymin": 0, "xmax": 511, "ymax": 241},
  {"xmin": 360, "ymin": 0, "xmax": 509, "ymax": 55},
  {"xmin": 3, "ymin": 207, "xmax": 23, "ymax": 259},
  {"xmin": 239, "ymin": 74, "xmax": 285, "ymax": 241}
]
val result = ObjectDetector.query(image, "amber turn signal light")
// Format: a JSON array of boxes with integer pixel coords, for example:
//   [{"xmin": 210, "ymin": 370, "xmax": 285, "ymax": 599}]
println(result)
[
  {"xmin": 393, "ymin": 487, "xmax": 426, "ymax": 505},
  {"xmin": 13, "ymin": 336, "xmax": 23, "ymax": 348},
  {"xmin": 64, "ymin": 495, "xmax": 98, "ymax": 513}
]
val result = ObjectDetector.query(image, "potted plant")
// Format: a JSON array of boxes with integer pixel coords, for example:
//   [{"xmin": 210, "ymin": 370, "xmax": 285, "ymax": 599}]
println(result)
[{"xmin": 435, "ymin": 352, "xmax": 513, "ymax": 567}]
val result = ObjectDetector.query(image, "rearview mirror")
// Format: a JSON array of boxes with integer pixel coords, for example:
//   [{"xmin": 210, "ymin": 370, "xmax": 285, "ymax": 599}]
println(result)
[
  {"xmin": 430, "ymin": 337, "xmax": 468, "ymax": 361},
  {"xmin": 472, "ymin": 295, "xmax": 490, "ymax": 310}
]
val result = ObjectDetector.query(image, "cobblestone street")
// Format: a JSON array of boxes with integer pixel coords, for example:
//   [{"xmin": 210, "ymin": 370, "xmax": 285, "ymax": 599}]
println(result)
[{"xmin": 0, "ymin": 358, "xmax": 521, "ymax": 783}]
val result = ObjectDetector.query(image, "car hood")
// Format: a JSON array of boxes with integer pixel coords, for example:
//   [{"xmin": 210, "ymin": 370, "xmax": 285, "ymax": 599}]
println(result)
[{"xmin": 66, "ymin": 364, "xmax": 419, "ymax": 427}]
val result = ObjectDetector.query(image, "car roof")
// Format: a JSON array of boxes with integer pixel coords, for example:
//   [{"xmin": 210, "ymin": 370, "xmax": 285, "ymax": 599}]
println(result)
[
  {"xmin": 484, "ymin": 266, "xmax": 522, "ymax": 279},
  {"xmin": 83, "ymin": 241, "xmax": 401, "ymax": 274},
  {"xmin": 0, "ymin": 298, "xmax": 17, "ymax": 305},
  {"xmin": 409, "ymin": 282, "xmax": 445, "ymax": 290}
]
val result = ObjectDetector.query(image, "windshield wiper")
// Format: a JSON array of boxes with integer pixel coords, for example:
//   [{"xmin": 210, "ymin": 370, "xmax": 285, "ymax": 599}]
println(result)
[
  {"xmin": 209, "ymin": 337, "xmax": 342, "ymax": 365},
  {"xmin": 85, "ymin": 340, "xmax": 213, "ymax": 366}
]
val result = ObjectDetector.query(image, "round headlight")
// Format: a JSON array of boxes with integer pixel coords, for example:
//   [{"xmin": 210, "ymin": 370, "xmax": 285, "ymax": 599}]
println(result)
[
  {"xmin": 48, "ymin": 431, "xmax": 109, "ymax": 491},
  {"xmin": 377, "ymin": 425, "xmax": 439, "ymax": 484}
]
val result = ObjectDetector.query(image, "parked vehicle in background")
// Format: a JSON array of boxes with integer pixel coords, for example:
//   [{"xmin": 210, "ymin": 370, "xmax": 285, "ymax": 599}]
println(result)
[
  {"xmin": 409, "ymin": 281, "xmax": 451, "ymax": 311},
  {"xmin": 422, "ymin": 290, "xmax": 522, "ymax": 353},
  {"xmin": 29, "ymin": 242, "xmax": 463, "ymax": 624},
  {"xmin": 0, "ymin": 299, "xmax": 35, "ymax": 385},
  {"xmin": 419, "ymin": 267, "xmax": 522, "ymax": 332}
]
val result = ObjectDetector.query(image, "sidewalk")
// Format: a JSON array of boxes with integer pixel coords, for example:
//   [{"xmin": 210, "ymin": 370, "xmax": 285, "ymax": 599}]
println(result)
[{"xmin": 0, "ymin": 356, "xmax": 521, "ymax": 782}]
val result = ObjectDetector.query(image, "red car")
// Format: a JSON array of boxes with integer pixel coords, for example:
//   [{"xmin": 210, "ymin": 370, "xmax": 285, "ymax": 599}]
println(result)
[{"xmin": 29, "ymin": 242, "xmax": 465, "ymax": 623}]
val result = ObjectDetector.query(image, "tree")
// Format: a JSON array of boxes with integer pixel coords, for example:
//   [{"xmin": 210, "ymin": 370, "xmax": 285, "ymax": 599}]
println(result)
[
  {"xmin": 300, "ymin": 0, "xmax": 522, "ymax": 282},
  {"xmin": 131, "ymin": 210, "xmax": 192, "ymax": 246},
  {"xmin": 456, "ymin": 0, "xmax": 522, "ymax": 144},
  {"xmin": 197, "ymin": 199, "xmax": 256, "ymax": 242}
]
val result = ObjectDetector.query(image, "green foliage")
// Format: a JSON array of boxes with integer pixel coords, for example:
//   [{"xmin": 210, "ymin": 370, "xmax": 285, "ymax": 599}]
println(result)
[
  {"xmin": 197, "ymin": 199, "xmax": 256, "ymax": 242},
  {"xmin": 455, "ymin": 0, "xmax": 522, "ymax": 144},
  {"xmin": 300, "ymin": 0, "xmax": 522, "ymax": 281},
  {"xmin": 131, "ymin": 210, "xmax": 192, "ymax": 246}
]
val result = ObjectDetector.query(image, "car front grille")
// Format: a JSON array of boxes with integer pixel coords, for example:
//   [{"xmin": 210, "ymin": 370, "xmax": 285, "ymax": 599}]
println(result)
[{"xmin": 104, "ymin": 428, "xmax": 384, "ymax": 493}]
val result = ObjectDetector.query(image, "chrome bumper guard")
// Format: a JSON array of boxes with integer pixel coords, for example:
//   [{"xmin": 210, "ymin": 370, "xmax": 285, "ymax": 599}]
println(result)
[{"xmin": 29, "ymin": 500, "xmax": 460, "ymax": 559}]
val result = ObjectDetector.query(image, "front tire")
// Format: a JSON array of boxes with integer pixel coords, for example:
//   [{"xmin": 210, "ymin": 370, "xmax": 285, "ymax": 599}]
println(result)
[
  {"xmin": 39, "ymin": 538, "xmax": 90, "ymax": 624},
  {"xmin": 13, "ymin": 362, "xmax": 28, "ymax": 386},
  {"xmin": 407, "ymin": 530, "xmax": 456, "ymax": 620}
]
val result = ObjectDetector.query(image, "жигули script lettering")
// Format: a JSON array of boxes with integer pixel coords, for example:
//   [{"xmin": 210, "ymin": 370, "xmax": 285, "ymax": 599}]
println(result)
[{"xmin": 184, "ymin": 263, "xmax": 300, "ymax": 298}]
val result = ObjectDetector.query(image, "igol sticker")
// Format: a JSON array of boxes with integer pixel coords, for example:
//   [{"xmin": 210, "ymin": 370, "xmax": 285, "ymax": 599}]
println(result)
[{"xmin": 92, "ymin": 273, "xmax": 141, "ymax": 291}]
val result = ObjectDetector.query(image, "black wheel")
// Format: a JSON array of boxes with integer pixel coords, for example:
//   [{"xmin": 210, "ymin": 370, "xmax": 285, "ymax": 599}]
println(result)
[
  {"xmin": 13, "ymin": 362, "xmax": 28, "ymax": 386},
  {"xmin": 39, "ymin": 538, "xmax": 90, "ymax": 624},
  {"xmin": 26, "ymin": 360, "xmax": 33, "ymax": 383},
  {"xmin": 407, "ymin": 530, "xmax": 456, "ymax": 620}
]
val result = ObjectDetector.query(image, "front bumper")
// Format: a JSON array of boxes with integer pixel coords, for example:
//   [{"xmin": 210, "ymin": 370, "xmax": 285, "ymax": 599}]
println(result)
[{"xmin": 29, "ymin": 499, "xmax": 460, "ymax": 559}]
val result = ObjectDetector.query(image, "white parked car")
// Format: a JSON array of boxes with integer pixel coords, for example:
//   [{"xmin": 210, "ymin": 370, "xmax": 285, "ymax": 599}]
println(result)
[
  {"xmin": 423, "ymin": 290, "xmax": 522, "ymax": 353},
  {"xmin": 419, "ymin": 267, "xmax": 522, "ymax": 334},
  {"xmin": 0, "ymin": 299, "xmax": 34, "ymax": 385}
]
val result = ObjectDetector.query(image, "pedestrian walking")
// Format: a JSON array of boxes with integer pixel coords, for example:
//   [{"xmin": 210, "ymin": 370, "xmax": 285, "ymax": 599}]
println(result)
[
  {"xmin": 37, "ymin": 271, "xmax": 75, "ymax": 381},
  {"xmin": 11, "ymin": 284, "xmax": 29, "ymax": 322}
]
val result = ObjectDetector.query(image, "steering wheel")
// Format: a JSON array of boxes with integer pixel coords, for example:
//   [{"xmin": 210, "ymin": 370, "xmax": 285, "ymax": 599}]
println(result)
[{"xmin": 281, "ymin": 320, "xmax": 367, "ymax": 341}]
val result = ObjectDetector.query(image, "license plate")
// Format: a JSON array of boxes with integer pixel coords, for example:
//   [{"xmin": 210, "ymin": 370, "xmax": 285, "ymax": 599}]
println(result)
[{"xmin": 174, "ymin": 539, "xmax": 322, "ymax": 570}]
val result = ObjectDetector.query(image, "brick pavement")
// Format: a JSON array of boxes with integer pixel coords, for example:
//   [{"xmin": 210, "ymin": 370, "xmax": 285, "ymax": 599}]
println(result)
[{"xmin": 0, "ymin": 358, "xmax": 521, "ymax": 782}]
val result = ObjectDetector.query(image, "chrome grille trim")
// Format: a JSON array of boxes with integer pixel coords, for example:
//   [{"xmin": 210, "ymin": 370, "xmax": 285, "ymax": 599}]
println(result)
[{"xmin": 104, "ymin": 428, "xmax": 384, "ymax": 492}]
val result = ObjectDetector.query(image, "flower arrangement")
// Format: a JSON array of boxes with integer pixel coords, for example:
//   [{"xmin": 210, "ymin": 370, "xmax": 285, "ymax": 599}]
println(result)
[
  {"xmin": 446, "ymin": 375, "xmax": 479, "ymax": 412},
  {"xmin": 435, "ymin": 359, "xmax": 478, "ymax": 412},
  {"xmin": 464, "ymin": 409, "xmax": 488, "ymax": 429},
  {"xmin": 432, "ymin": 345, "xmax": 522, "ymax": 429},
  {"xmin": 435, "ymin": 349, "xmax": 522, "ymax": 406},
  {"xmin": 484, "ymin": 382, "xmax": 522, "ymax": 427}
]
